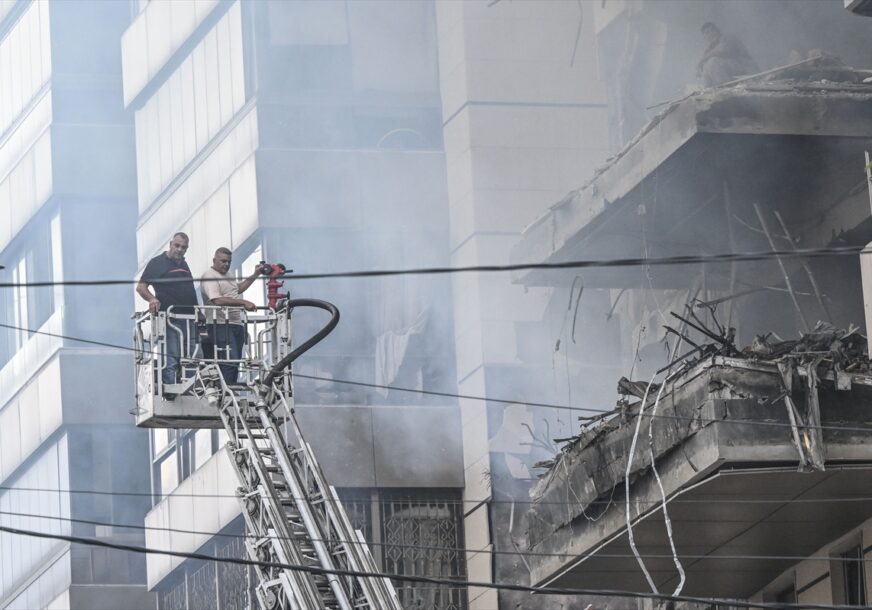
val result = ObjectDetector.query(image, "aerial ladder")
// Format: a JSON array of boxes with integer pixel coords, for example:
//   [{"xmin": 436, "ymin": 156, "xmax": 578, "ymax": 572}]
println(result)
[{"xmin": 133, "ymin": 266, "xmax": 403, "ymax": 610}]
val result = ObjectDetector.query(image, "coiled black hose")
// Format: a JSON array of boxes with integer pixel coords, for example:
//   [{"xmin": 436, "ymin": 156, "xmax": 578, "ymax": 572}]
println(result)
[{"xmin": 261, "ymin": 299, "xmax": 340, "ymax": 389}]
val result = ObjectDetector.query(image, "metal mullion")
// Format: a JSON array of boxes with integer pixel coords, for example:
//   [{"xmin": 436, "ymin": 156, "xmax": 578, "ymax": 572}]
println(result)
[{"xmin": 370, "ymin": 489, "xmax": 383, "ymax": 571}]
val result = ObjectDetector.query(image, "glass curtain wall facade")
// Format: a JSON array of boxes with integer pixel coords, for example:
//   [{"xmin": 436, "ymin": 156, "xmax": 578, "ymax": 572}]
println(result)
[
  {"xmin": 124, "ymin": 0, "xmax": 465, "ymax": 607},
  {"xmin": 0, "ymin": 1, "xmax": 148, "ymax": 609}
]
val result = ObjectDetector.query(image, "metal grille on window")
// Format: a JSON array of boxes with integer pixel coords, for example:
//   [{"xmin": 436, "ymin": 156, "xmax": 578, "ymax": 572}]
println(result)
[
  {"xmin": 157, "ymin": 574, "xmax": 186, "ymax": 610},
  {"xmin": 380, "ymin": 490, "xmax": 467, "ymax": 610},
  {"xmin": 217, "ymin": 532, "xmax": 253, "ymax": 610},
  {"xmin": 188, "ymin": 560, "xmax": 217, "ymax": 610}
]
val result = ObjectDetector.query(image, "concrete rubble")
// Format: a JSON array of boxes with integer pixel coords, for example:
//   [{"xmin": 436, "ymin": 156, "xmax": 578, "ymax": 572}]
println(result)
[{"xmin": 525, "ymin": 310, "xmax": 871, "ymax": 553}]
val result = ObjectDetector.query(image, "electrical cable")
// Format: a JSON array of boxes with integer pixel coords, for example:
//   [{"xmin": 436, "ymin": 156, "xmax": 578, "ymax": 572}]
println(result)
[
  {"xmin": 624, "ymin": 374, "xmax": 659, "ymax": 593},
  {"xmin": 2, "ymin": 507, "xmax": 867, "ymax": 566},
  {"xmin": 2, "ymin": 250, "xmax": 869, "ymax": 602},
  {"xmin": 0, "ymin": 322, "xmax": 605, "ymax": 415},
  {"xmin": 0, "ymin": 520, "xmax": 865, "ymax": 610},
  {"xmin": 4, "ymin": 321, "xmax": 872, "ymax": 435},
  {"xmin": 7, "ymin": 483, "xmax": 872, "ymax": 506},
  {"xmin": 647, "ymin": 378, "xmax": 686, "ymax": 595},
  {"xmin": 0, "ymin": 245, "xmax": 868, "ymax": 289}
]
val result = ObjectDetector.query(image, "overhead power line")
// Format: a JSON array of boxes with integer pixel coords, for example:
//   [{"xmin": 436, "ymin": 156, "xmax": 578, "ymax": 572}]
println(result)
[
  {"xmin": 0, "ymin": 245, "xmax": 867, "ymax": 289},
  {"xmin": 0, "ymin": 521, "xmax": 864, "ymax": 610},
  {"xmin": 0, "ymin": 321, "xmax": 605, "ymax": 415},
  {"xmin": 2, "ymin": 507, "xmax": 869, "ymax": 566},
  {"xmin": 7, "ymin": 482, "xmax": 872, "ymax": 507},
  {"xmin": 5, "ymin": 321, "xmax": 872, "ymax": 435}
]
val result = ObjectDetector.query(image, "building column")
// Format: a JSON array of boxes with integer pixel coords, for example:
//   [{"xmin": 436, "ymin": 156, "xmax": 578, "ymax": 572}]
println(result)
[{"xmin": 435, "ymin": 1, "xmax": 608, "ymax": 607}]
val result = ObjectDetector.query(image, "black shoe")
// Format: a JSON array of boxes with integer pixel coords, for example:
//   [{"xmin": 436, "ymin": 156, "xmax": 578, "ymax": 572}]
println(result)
[{"xmin": 163, "ymin": 392, "xmax": 177, "ymax": 402}]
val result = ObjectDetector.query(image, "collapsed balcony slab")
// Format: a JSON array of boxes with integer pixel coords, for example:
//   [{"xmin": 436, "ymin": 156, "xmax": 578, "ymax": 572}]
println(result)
[{"xmin": 524, "ymin": 355, "xmax": 872, "ymax": 597}]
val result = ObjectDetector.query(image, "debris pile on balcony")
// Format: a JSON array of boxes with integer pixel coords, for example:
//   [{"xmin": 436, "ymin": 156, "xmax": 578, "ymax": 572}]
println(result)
[{"xmin": 527, "ymin": 305, "xmax": 870, "ymax": 540}]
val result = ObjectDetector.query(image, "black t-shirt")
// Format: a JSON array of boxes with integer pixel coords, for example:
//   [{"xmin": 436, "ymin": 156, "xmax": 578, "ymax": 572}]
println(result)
[{"xmin": 141, "ymin": 254, "xmax": 199, "ymax": 314}]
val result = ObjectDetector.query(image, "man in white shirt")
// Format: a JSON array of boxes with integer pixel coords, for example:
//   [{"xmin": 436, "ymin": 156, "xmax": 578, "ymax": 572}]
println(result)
[{"xmin": 200, "ymin": 247, "xmax": 262, "ymax": 383}]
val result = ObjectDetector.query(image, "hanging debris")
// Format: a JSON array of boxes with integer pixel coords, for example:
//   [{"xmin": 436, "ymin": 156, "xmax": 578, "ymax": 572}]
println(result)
[{"xmin": 526, "ymin": 310, "xmax": 871, "ymax": 555}]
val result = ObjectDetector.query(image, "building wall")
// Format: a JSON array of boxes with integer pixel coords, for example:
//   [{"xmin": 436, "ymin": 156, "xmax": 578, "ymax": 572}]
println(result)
[
  {"xmin": 124, "ymin": 1, "xmax": 467, "ymax": 607},
  {"xmin": 753, "ymin": 515, "xmax": 872, "ymax": 606},
  {"xmin": 0, "ymin": 1, "xmax": 145, "ymax": 608},
  {"xmin": 503, "ymin": 0, "xmax": 872, "ymax": 606},
  {"xmin": 127, "ymin": 0, "xmax": 461, "ymax": 487},
  {"xmin": 434, "ymin": 1, "xmax": 609, "ymax": 607}
]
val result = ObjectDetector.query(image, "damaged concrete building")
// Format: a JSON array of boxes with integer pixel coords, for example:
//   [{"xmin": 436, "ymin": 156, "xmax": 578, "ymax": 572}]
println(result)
[
  {"xmin": 507, "ymin": 0, "xmax": 872, "ymax": 607},
  {"xmin": 525, "ymin": 326, "xmax": 872, "ymax": 604}
]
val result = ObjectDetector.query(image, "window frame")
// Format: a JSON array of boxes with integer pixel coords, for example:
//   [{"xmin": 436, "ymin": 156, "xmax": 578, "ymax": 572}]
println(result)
[{"xmin": 830, "ymin": 534, "xmax": 868, "ymax": 606}]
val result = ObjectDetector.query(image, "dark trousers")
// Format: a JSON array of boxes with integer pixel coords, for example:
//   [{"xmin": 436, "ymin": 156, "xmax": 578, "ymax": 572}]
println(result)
[
  {"xmin": 165, "ymin": 319, "xmax": 197, "ymax": 387},
  {"xmin": 208, "ymin": 324, "xmax": 246, "ymax": 384}
]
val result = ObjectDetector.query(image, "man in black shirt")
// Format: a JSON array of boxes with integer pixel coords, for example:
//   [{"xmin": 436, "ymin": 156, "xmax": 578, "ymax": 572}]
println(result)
[{"xmin": 137, "ymin": 232, "xmax": 199, "ymax": 400}]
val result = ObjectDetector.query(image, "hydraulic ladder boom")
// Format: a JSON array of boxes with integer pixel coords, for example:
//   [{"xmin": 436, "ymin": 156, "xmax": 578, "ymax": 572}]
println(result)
[{"xmin": 192, "ymin": 300, "xmax": 402, "ymax": 610}]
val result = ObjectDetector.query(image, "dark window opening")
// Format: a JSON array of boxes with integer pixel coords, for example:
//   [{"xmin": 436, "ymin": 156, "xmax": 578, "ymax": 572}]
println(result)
[
  {"xmin": 842, "ymin": 546, "xmax": 867, "ymax": 606},
  {"xmin": 775, "ymin": 584, "xmax": 796, "ymax": 604}
]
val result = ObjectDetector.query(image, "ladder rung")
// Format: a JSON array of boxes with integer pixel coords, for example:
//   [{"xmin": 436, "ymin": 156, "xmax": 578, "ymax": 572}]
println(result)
[{"xmin": 221, "ymin": 381, "xmax": 402, "ymax": 609}]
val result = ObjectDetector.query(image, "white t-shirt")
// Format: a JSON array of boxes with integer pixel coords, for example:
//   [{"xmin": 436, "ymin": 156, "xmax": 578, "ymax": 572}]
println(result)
[{"xmin": 201, "ymin": 267, "xmax": 243, "ymax": 324}]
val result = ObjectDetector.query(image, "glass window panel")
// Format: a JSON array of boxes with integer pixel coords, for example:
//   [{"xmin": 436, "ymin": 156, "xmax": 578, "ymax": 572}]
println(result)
[
  {"xmin": 203, "ymin": 184, "xmax": 231, "ymax": 249},
  {"xmin": 203, "ymin": 28, "xmax": 220, "ymax": 141},
  {"xmin": 28, "ymin": 2, "xmax": 41, "ymax": 89},
  {"xmin": 159, "ymin": 452, "xmax": 178, "ymax": 498},
  {"xmin": 169, "ymin": 0, "xmax": 196, "ymax": 52},
  {"xmin": 135, "ymin": 106, "xmax": 149, "ymax": 206},
  {"xmin": 9, "ymin": 156, "xmax": 27, "ymax": 231},
  {"xmin": 19, "ymin": 389, "xmax": 40, "ymax": 463},
  {"xmin": 0, "ymin": 0, "xmax": 13, "ymax": 23},
  {"xmin": 18, "ymin": 13, "xmax": 31, "ymax": 103},
  {"xmin": 0, "ymin": 46, "xmax": 9, "ymax": 127},
  {"xmin": 180, "ymin": 57, "xmax": 197, "ymax": 164},
  {"xmin": 14, "ymin": 258, "xmax": 27, "ymax": 345},
  {"xmin": 152, "ymin": 428, "xmax": 170, "ymax": 456},
  {"xmin": 228, "ymin": 2, "xmax": 245, "ymax": 109},
  {"xmin": 132, "ymin": 8, "xmax": 245, "ymax": 214},
  {"xmin": 194, "ymin": 429, "xmax": 212, "ymax": 469},
  {"xmin": 134, "ymin": 109, "xmax": 150, "ymax": 207},
  {"xmin": 169, "ymin": 74, "xmax": 185, "ymax": 172},
  {"xmin": 25, "ymin": 223, "xmax": 52, "ymax": 331},
  {"xmin": 145, "ymin": 2, "xmax": 171, "ymax": 79},
  {"xmin": 30, "ymin": 89, "xmax": 51, "ymax": 134},
  {"xmin": 33, "ymin": 131, "xmax": 51, "ymax": 205},
  {"xmin": 185, "ymin": 211, "xmax": 208, "ymax": 274},
  {"xmin": 146, "ymin": 101, "xmax": 161, "ymax": 207},
  {"xmin": 157, "ymin": 86, "xmax": 173, "ymax": 192},
  {"xmin": 192, "ymin": 44, "xmax": 209, "ymax": 151},
  {"xmin": 50, "ymin": 212, "xmax": 62, "ymax": 306},
  {"xmin": 19, "ymin": 149, "xmax": 34, "ymax": 218},
  {"xmin": 38, "ymin": 0, "xmax": 50, "ymax": 78},
  {"xmin": 0, "ymin": 178, "xmax": 11, "ymax": 246},
  {"xmin": 0, "ymin": 2, "xmax": 49, "ymax": 137},
  {"xmin": 9, "ymin": 26, "xmax": 21, "ymax": 115},
  {"xmin": 216, "ymin": 14, "xmax": 233, "ymax": 125},
  {"xmin": 229, "ymin": 156, "xmax": 257, "ymax": 248}
]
